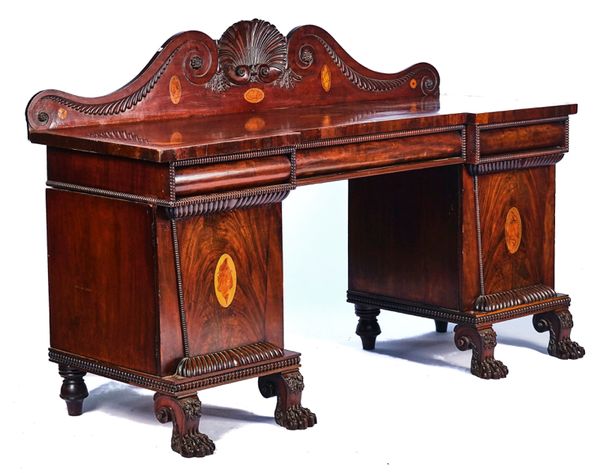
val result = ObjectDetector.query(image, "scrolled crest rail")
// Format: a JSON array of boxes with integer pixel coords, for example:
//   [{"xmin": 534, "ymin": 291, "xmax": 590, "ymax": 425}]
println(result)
[{"xmin": 27, "ymin": 19, "xmax": 439, "ymax": 132}]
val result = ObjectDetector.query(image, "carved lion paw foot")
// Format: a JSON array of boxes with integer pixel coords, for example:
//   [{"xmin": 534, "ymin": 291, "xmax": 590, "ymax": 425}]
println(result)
[
  {"xmin": 275, "ymin": 405, "xmax": 317, "ymax": 430},
  {"xmin": 172, "ymin": 430, "xmax": 216, "ymax": 458},
  {"xmin": 473, "ymin": 358, "xmax": 509, "ymax": 379},
  {"xmin": 553, "ymin": 339, "xmax": 585, "ymax": 360}
]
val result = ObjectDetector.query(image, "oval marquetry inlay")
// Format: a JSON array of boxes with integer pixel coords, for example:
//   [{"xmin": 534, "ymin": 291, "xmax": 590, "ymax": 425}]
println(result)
[
  {"xmin": 214, "ymin": 253, "xmax": 237, "ymax": 308},
  {"xmin": 170, "ymin": 131, "xmax": 183, "ymax": 144},
  {"xmin": 169, "ymin": 75, "xmax": 182, "ymax": 105},
  {"xmin": 57, "ymin": 107, "xmax": 68, "ymax": 120},
  {"xmin": 409, "ymin": 78, "xmax": 417, "ymax": 89},
  {"xmin": 505, "ymin": 207, "xmax": 522, "ymax": 254},
  {"xmin": 320, "ymin": 64, "xmax": 331, "ymax": 92},
  {"xmin": 244, "ymin": 116, "xmax": 266, "ymax": 132},
  {"xmin": 244, "ymin": 87, "xmax": 265, "ymax": 104}
]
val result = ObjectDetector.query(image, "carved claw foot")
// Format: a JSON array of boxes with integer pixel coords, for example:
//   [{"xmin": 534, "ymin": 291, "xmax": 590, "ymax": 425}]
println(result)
[
  {"xmin": 154, "ymin": 393, "xmax": 215, "ymax": 458},
  {"xmin": 171, "ymin": 429, "xmax": 215, "ymax": 458},
  {"xmin": 258, "ymin": 370, "xmax": 317, "ymax": 431},
  {"xmin": 355, "ymin": 304, "xmax": 381, "ymax": 350},
  {"xmin": 454, "ymin": 325, "xmax": 508, "ymax": 379},
  {"xmin": 533, "ymin": 309, "xmax": 585, "ymax": 360},
  {"xmin": 554, "ymin": 339, "xmax": 586, "ymax": 359},
  {"xmin": 58, "ymin": 364, "xmax": 89, "ymax": 416},
  {"xmin": 472, "ymin": 357, "xmax": 509, "ymax": 380},
  {"xmin": 276, "ymin": 405, "xmax": 317, "ymax": 430}
]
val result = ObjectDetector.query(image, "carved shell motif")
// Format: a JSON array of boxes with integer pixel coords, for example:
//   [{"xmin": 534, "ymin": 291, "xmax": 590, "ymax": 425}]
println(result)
[
  {"xmin": 207, "ymin": 19, "xmax": 300, "ymax": 92},
  {"xmin": 220, "ymin": 19, "xmax": 287, "ymax": 84}
]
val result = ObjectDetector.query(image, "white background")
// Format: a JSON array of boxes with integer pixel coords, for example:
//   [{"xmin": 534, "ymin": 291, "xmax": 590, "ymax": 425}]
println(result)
[{"xmin": 1, "ymin": 1, "xmax": 599, "ymax": 471}]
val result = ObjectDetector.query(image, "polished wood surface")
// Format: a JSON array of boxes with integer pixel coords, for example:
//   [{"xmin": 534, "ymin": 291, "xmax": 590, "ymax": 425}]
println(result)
[
  {"xmin": 349, "ymin": 166, "xmax": 461, "ymax": 309},
  {"xmin": 28, "ymin": 99, "xmax": 574, "ymax": 162},
  {"xmin": 27, "ymin": 19, "xmax": 584, "ymax": 458},
  {"xmin": 479, "ymin": 166, "xmax": 555, "ymax": 294},
  {"xmin": 47, "ymin": 190, "xmax": 159, "ymax": 374},
  {"xmin": 177, "ymin": 205, "xmax": 284, "ymax": 356}
]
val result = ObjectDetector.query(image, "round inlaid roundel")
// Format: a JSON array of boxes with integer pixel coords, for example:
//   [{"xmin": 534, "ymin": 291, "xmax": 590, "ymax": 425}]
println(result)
[{"xmin": 214, "ymin": 253, "xmax": 237, "ymax": 308}]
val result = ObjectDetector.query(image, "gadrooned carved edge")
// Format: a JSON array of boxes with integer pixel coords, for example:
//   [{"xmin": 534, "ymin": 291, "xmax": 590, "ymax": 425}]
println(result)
[
  {"xmin": 176, "ymin": 342, "xmax": 285, "ymax": 377},
  {"xmin": 467, "ymin": 153, "xmax": 565, "ymax": 175},
  {"xmin": 49, "ymin": 349, "xmax": 300, "ymax": 394},
  {"xmin": 165, "ymin": 188, "xmax": 292, "ymax": 218},
  {"xmin": 346, "ymin": 290, "xmax": 571, "ymax": 326},
  {"xmin": 307, "ymin": 33, "xmax": 438, "ymax": 95},
  {"xmin": 45, "ymin": 181, "xmax": 294, "ymax": 218},
  {"xmin": 474, "ymin": 284, "xmax": 557, "ymax": 312}
]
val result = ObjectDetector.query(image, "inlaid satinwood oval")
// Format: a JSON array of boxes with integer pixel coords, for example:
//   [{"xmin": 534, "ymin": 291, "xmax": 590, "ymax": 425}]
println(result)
[
  {"xmin": 244, "ymin": 88, "xmax": 265, "ymax": 103},
  {"xmin": 169, "ymin": 75, "xmax": 182, "ymax": 105},
  {"xmin": 214, "ymin": 253, "xmax": 237, "ymax": 308},
  {"xmin": 321, "ymin": 64, "xmax": 331, "ymax": 92},
  {"xmin": 505, "ymin": 206, "xmax": 522, "ymax": 254}
]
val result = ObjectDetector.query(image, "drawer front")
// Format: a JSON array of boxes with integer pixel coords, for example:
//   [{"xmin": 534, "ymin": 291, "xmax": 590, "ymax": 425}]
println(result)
[
  {"xmin": 174, "ymin": 155, "xmax": 291, "ymax": 197},
  {"xmin": 478, "ymin": 119, "xmax": 567, "ymax": 161},
  {"xmin": 296, "ymin": 129, "xmax": 464, "ymax": 182}
]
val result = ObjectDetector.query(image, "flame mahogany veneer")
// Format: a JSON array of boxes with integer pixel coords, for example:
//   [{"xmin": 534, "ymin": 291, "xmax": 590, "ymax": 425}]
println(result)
[{"xmin": 27, "ymin": 19, "xmax": 584, "ymax": 458}]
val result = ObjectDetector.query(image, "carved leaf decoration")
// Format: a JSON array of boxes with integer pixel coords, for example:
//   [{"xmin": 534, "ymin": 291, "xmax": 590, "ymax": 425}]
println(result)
[
  {"xmin": 309, "ymin": 34, "xmax": 438, "ymax": 94},
  {"xmin": 44, "ymin": 48, "xmax": 179, "ymax": 116}
]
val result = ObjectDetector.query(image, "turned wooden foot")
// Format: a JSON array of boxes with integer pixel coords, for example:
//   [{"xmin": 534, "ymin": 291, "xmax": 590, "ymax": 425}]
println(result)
[
  {"xmin": 454, "ymin": 325, "xmax": 508, "ymax": 379},
  {"xmin": 258, "ymin": 370, "xmax": 316, "ymax": 430},
  {"xmin": 355, "ymin": 304, "xmax": 381, "ymax": 350},
  {"xmin": 533, "ymin": 309, "xmax": 585, "ymax": 359},
  {"xmin": 435, "ymin": 320, "xmax": 448, "ymax": 333},
  {"xmin": 154, "ymin": 393, "xmax": 215, "ymax": 458},
  {"xmin": 58, "ymin": 364, "xmax": 88, "ymax": 416}
]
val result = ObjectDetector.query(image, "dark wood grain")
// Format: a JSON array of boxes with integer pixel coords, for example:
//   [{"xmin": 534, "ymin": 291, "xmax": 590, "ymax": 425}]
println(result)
[
  {"xmin": 155, "ymin": 217, "xmax": 185, "ymax": 375},
  {"xmin": 177, "ymin": 204, "xmax": 283, "ymax": 356},
  {"xmin": 175, "ymin": 156, "xmax": 291, "ymax": 196},
  {"xmin": 478, "ymin": 167, "xmax": 555, "ymax": 294},
  {"xmin": 479, "ymin": 122, "xmax": 566, "ymax": 157},
  {"xmin": 48, "ymin": 148, "xmax": 170, "ymax": 199},
  {"xmin": 297, "ymin": 130, "xmax": 462, "ymax": 179},
  {"xmin": 459, "ymin": 166, "xmax": 484, "ymax": 311},
  {"xmin": 349, "ymin": 165, "xmax": 461, "ymax": 309},
  {"xmin": 47, "ymin": 190, "xmax": 159, "ymax": 374}
]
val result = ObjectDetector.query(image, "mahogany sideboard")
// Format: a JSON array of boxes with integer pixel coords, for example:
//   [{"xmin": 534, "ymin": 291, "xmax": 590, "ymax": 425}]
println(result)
[{"xmin": 26, "ymin": 19, "xmax": 585, "ymax": 457}]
